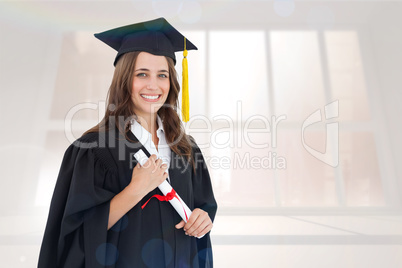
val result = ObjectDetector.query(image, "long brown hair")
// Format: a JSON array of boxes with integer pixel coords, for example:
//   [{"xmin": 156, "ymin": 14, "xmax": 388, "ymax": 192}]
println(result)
[{"xmin": 84, "ymin": 51, "xmax": 193, "ymax": 163}]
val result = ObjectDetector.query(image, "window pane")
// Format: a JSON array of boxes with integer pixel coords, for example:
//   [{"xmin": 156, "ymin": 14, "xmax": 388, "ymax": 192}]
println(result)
[
  {"xmin": 276, "ymin": 129, "xmax": 338, "ymax": 206},
  {"xmin": 325, "ymin": 31, "xmax": 371, "ymax": 121},
  {"xmin": 208, "ymin": 142, "xmax": 276, "ymax": 208},
  {"xmin": 209, "ymin": 31, "xmax": 269, "ymax": 120},
  {"xmin": 340, "ymin": 132, "xmax": 384, "ymax": 206},
  {"xmin": 271, "ymin": 31, "xmax": 327, "ymax": 122}
]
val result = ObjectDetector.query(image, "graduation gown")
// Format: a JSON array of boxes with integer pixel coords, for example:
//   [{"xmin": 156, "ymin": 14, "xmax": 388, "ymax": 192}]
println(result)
[{"xmin": 38, "ymin": 128, "xmax": 217, "ymax": 268}]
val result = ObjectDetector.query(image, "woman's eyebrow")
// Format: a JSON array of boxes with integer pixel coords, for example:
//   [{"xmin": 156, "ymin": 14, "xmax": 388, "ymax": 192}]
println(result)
[
  {"xmin": 134, "ymin": 68, "xmax": 169, "ymax": 73},
  {"xmin": 134, "ymin": 68, "xmax": 149, "ymax": 72}
]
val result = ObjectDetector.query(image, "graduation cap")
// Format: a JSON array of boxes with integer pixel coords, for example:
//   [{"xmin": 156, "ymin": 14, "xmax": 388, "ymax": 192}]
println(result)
[{"xmin": 94, "ymin": 17, "xmax": 196, "ymax": 122}]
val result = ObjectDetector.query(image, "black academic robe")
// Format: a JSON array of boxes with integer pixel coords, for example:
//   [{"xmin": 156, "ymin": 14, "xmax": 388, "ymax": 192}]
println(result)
[{"xmin": 38, "ymin": 128, "xmax": 217, "ymax": 268}]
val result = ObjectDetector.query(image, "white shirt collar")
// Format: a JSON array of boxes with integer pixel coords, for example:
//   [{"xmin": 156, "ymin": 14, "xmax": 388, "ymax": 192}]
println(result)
[
  {"xmin": 130, "ymin": 115, "xmax": 167, "ymax": 154},
  {"xmin": 156, "ymin": 116, "xmax": 164, "ymax": 138}
]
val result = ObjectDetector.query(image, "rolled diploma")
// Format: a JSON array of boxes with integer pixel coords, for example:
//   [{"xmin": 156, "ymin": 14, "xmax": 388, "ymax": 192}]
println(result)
[{"xmin": 134, "ymin": 149, "xmax": 192, "ymax": 223}]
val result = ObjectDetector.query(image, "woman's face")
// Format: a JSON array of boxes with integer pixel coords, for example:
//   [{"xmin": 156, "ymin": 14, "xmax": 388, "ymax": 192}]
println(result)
[{"xmin": 132, "ymin": 52, "xmax": 170, "ymax": 119}]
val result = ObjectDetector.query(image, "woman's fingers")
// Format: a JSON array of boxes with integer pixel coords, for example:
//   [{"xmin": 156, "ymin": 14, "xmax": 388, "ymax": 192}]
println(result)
[
  {"xmin": 152, "ymin": 158, "xmax": 163, "ymax": 173},
  {"xmin": 185, "ymin": 214, "xmax": 203, "ymax": 235},
  {"xmin": 175, "ymin": 220, "xmax": 185, "ymax": 229},
  {"xmin": 142, "ymin": 155, "xmax": 166, "ymax": 174},
  {"xmin": 194, "ymin": 220, "xmax": 212, "ymax": 238},
  {"xmin": 130, "ymin": 154, "xmax": 168, "ymax": 194},
  {"xmin": 183, "ymin": 209, "xmax": 212, "ymax": 237},
  {"xmin": 143, "ymin": 154, "xmax": 157, "ymax": 168}
]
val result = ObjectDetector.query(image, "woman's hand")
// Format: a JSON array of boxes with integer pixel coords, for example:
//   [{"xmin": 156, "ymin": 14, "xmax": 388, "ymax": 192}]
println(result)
[
  {"xmin": 108, "ymin": 154, "xmax": 167, "ymax": 230},
  {"xmin": 127, "ymin": 154, "xmax": 168, "ymax": 198},
  {"xmin": 175, "ymin": 208, "xmax": 213, "ymax": 238}
]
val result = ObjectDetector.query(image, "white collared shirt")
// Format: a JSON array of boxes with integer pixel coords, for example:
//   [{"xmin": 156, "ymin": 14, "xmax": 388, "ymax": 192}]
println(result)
[{"xmin": 130, "ymin": 116, "xmax": 172, "ymax": 182}]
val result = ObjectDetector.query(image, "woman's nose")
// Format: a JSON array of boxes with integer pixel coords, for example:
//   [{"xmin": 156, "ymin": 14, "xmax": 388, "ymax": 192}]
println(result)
[{"xmin": 147, "ymin": 76, "xmax": 158, "ymax": 90}]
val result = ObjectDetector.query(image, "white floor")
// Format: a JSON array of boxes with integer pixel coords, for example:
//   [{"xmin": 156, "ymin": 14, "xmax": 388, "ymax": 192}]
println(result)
[
  {"xmin": 212, "ymin": 215, "xmax": 402, "ymax": 267},
  {"xmin": 1, "ymin": 214, "xmax": 402, "ymax": 267},
  {"xmin": 214, "ymin": 245, "xmax": 402, "ymax": 268}
]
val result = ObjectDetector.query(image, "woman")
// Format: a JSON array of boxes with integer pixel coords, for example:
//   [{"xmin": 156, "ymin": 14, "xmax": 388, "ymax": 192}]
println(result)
[{"xmin": 38, "ymin": 18, "xmax": 217, "ymax": 268}]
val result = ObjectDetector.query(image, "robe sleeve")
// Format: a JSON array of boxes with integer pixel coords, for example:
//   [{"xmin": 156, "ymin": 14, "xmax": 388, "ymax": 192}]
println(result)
[
  {"xmin": 192, "ymin": 144, "xmax": 217, "ymax": 222},
  {"xmin": 38, "ymin": 139, "xmax": 117, "ymax": 268},
  {"xmin": 191, "ymin": 138, "xmax": 218, "ymax": 267}
]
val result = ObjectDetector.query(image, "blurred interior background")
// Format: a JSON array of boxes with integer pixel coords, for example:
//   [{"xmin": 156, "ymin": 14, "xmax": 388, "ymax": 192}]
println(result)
[{"xmin": 1, "ymin": 0, "xmax": 401, "ymax": 267}]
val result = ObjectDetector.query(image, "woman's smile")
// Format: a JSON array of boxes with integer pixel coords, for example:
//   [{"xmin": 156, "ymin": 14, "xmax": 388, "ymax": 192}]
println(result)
[{"xmin": 140, "ymin": 94, "xmax": 162, "ymax": 101}]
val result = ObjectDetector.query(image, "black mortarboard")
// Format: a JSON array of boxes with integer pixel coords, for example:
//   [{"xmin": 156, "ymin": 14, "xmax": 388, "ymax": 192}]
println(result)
[{"xmin": 94, "ymin": 17, "xmax": 197, "ymax": 66}]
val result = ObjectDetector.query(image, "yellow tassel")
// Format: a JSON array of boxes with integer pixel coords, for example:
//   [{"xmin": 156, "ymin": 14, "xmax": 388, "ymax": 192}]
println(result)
[{"xmin": 182, "ymin": 37, "xmax": 189, "ymax": 122}]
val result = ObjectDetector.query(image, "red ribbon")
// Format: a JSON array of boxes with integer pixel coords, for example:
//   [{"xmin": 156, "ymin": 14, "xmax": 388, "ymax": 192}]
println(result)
[{"xmin": 141, "ymin": 188, "xmax": 189, "ymax": 221}]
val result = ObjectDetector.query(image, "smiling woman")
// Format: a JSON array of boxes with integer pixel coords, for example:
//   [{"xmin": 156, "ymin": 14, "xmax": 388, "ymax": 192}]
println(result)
[{"xmin": 38, "ymin": 18, "xmax": 217, "ymax": 268}]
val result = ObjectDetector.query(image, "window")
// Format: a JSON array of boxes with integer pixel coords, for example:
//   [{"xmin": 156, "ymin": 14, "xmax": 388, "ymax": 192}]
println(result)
[{"xmin": 36, "ymin": 28, "xmax": 389, "ymax": 210}]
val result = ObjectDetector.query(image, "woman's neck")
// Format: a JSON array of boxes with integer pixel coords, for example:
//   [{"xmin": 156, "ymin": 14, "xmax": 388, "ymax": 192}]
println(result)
[
  {"xmin": 136, "ymin": 115, "xmax": 160, "ymax": 151},
  {"xmin": 135, "ymin": 114, "xmax": 158, "ymax": 136}
]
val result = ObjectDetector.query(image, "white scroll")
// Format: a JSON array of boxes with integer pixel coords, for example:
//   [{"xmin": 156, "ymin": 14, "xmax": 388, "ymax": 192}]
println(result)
[{"xmin": 134, "ymin": 149, "xmax": 193, "ymax": 223}]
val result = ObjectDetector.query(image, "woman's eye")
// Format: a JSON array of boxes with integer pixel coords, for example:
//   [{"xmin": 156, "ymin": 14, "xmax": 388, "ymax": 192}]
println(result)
[
  {"xmin": 137, "ymin": 73, "xmax": 146, "ymax": 77},
  {"xmin": 159, "ymin": 74, "xmax": 168, "ymax": 78}
]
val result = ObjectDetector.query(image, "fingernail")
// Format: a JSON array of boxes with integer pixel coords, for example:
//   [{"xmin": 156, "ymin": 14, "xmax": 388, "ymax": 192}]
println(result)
[{"xmin": 185, "ymin": 232, "xmax": 188, "ymax": 235}]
